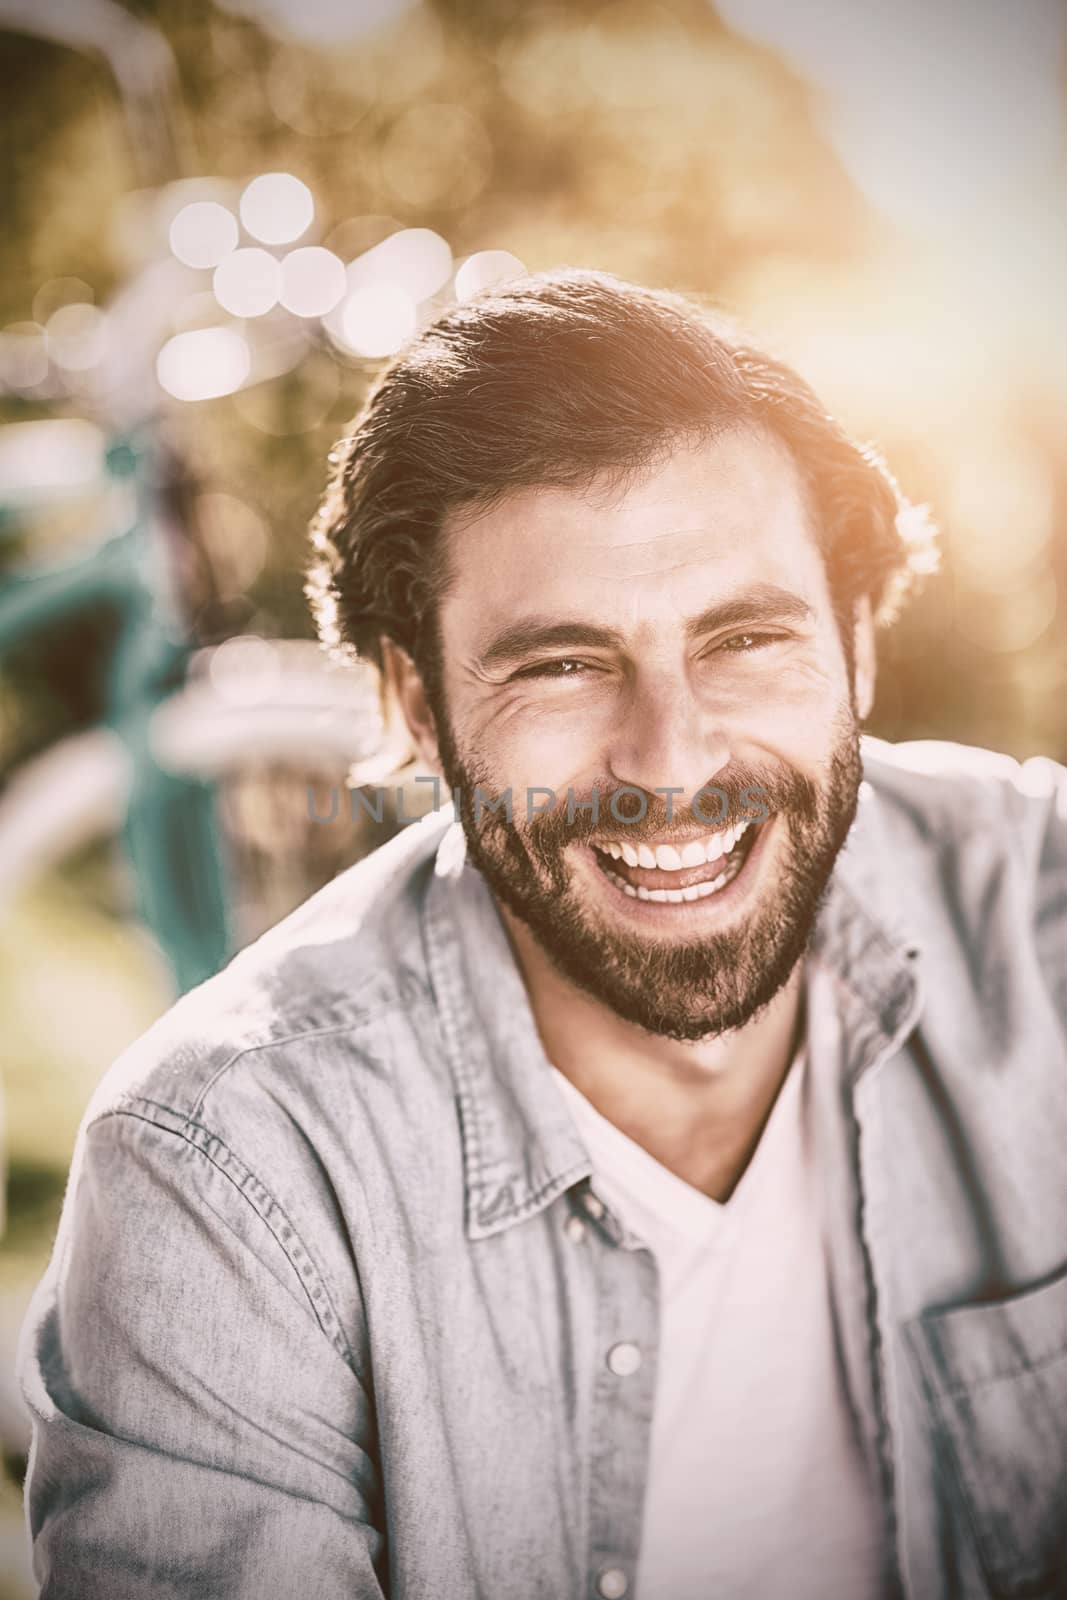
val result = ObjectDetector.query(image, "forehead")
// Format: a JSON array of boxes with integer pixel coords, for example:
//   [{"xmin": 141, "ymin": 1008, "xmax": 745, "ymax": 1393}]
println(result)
[{"xmin": 438, "ymin": 427, "xmax": 831, "ymax": 642}]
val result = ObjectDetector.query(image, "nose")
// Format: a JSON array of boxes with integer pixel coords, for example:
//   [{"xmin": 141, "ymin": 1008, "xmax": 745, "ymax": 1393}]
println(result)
[{"xmin": 605, "ymin": 671, "xmax": 731, "ymax": 810}]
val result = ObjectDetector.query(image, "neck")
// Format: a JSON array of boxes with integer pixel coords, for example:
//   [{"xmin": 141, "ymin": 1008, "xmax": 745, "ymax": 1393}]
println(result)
[{"xmin": 499, "ymin": 907, "xmax": 805, "ymax": 1203}]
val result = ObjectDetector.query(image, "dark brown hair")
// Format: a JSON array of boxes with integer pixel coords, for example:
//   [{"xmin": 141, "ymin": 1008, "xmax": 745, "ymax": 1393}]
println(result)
[{"xmin": 306, "ymin": 269, "xmax": 937, "ymax": 678}]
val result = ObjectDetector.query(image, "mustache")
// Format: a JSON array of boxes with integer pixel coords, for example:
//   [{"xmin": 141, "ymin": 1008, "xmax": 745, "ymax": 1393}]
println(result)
[{"xmin": 526, "ymin": 762, "xmax": 820, "ymax": 860}]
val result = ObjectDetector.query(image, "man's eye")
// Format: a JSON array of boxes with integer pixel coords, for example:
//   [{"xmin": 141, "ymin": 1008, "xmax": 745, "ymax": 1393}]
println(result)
[
  {"xmin": 717, "ymin": 631, "xmax": 781, "ymax": 653},
  {"xmin": 512, "ymin": 658, "xmax": 591, "ymax": 681}
]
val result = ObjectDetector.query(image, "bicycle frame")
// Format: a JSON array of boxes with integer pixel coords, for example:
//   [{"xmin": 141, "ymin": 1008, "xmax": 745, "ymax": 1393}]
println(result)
[{"xmin": 0, "ymin": 430, "xmax": 233, "ymax": 992}]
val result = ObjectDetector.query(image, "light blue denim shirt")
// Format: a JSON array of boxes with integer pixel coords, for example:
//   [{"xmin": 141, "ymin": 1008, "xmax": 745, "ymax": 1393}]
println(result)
[{"xmin": 16, "ymin": 737, "xmax": 1067, "ymax": 1600}]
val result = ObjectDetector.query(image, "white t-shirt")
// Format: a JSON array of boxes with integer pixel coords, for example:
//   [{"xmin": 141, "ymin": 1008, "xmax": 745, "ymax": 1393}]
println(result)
[{"xmin": 550, "ymin": 1051, "xmax": 886, "ymax": 1600}]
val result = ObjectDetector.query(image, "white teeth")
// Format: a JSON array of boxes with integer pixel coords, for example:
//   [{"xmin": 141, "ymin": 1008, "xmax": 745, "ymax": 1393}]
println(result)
[
  {"xmin": 602, "ymin": 863, "xmax": 732, "ymax": 902},
  {"xmin": 596, "ymin": 816, "xmax": 759, "ymax": 873}
]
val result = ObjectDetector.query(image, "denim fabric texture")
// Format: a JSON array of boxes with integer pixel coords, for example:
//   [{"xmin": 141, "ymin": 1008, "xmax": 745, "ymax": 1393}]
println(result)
[{"xmin": 16, "ymin": 736, "xmax": 1067, "ymax": 1600}]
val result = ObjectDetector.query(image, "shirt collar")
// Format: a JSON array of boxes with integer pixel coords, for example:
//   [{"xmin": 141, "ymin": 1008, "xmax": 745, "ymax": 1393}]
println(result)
[
  {"xmin": 421, "ymin": 828, "xmax": 593, "ymax": 1240},
  {"xmin": 420, "ymin": 771, "xmax": 923, "ymax": 1243}
]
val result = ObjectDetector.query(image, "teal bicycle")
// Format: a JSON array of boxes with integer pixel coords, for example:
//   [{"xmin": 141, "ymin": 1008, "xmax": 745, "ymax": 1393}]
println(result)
[{"xmin": 0, "ymin": 421, "xmax": 404, "ymax": 993}]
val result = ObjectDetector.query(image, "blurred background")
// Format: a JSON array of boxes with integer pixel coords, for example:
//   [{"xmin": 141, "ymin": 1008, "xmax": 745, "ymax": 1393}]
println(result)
[{"xmin": 0, "ymin": 0, "xmax": 1065, "ymax": 1590}]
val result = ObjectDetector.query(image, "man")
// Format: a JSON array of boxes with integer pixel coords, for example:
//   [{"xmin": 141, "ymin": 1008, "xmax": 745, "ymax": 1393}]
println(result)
[{"xmin": 17, "ymin": 271, "xmax": 1067, "ymax": 1600}]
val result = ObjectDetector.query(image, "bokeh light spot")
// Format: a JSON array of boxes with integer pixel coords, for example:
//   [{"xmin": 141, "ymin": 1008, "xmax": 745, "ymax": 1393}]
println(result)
[
  {"xmin": 239, "ymin": 173, "xmax": 315, "ymax": 246},
  {"xmin": 340, "ymin": 285, "xmax": 416, "ymax": 357},
  {"xmin": 279, "ymin": 247, "xmax": 347, "ymax": 317},
  {"xmin": 213, "ymin": 248, "xmax": 283, "ymax": 318},
  {"xmin": 45, "ymin": 304, "xmax": 109, "ymax": 372},
  {"xmin": 455, "ymin": 250, "xmax": 527, "ymax": 300},
  {"xmin": 169, "ymin": 201, "xmax": 240, "ymax": 270},
  {"xmin": 346, "ymin": 228, "xmax": 452, "ymax": 302},
  {"xmin": 0, "ymin": 322, "xmax": 48, "ymax": 391},
  {"xmin": 157, "ymin": 328, "xmax": 251, "ymax": 401},
  {"xmin": 32, "ymin": 278, "xmax": 93, "ymax": 327}
]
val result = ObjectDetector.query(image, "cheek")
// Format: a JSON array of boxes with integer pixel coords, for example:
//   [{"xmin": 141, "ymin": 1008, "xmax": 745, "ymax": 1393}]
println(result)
[
  {"xmin": 704, "ymin": 654, "xmax": 836, "ymax": 705},
  {"xmin": 745, "ymin": 670, "xmax": 843, "ymax": 728},
  {"xmin": 462, "ymin": 692, "xmax": 615, "ymax": 792},
  {"xmin": 720, "ymin": 662, "xmax": 852, "ymax": 766},
  {"xmin": 744, "ymin": 647, "xmax": 848, "ymax": 714}
]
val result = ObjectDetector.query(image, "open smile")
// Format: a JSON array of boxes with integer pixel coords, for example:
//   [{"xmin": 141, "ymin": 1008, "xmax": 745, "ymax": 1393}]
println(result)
[{"xmin": 579, "ymin": 815, "xmax": 772, "ymax": 918}]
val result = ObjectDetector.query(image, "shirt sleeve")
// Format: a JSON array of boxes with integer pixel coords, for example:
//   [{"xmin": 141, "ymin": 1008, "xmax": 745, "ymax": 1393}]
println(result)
[{"xmin": 16, "ymin": 1105, "xmax": 388, "ymax": 1600}]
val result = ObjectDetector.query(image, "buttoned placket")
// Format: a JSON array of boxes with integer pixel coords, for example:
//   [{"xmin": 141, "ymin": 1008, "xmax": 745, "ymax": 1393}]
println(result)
[
  {"xmin": 425, "ymin": 853, "xmax": 668, "ymax": 1597},
  {"xmin": 566, "ymin": 1179, "xmax": 661, "ymax": 1600}
]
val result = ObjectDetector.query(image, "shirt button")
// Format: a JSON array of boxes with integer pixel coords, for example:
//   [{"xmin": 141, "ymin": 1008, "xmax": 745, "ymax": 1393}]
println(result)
[
  {"xmin": 564, "ymin": 1214, "xmax": 587, "ymax": 1243},
  {"xmin": 606, "ymin": 1341, "xmax": 642, "ymax": 1376},
  {"xmin": 582, "ymin": 1191, "xmax": 606, "ymax": 1220},
  {"xmin": 596, "ymin": 1567, "xmax": 629, "ymax": 1599}
]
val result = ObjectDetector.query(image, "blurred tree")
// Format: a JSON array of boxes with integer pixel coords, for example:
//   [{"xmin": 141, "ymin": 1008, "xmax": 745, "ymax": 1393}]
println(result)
[{"xmin": 1, "ymin": 0, "xmax": 1063, "ymax": 760}]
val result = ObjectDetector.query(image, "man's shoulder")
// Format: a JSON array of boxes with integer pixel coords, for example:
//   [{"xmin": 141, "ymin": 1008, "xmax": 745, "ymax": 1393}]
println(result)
[
  {"xmin": 81, "ymin": 811, "xmax": 454, "ymax": 1134},
  {"xmin": 851, "ymin": 735, "xmax": 1067, "ymax": 952},
  {"xmin": 860, "ymin": 734, "xmax": 1066, "ymax": 845}
]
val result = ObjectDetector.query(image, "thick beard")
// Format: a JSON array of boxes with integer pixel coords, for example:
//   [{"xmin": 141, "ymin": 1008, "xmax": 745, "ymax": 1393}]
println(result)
[{"xmin": 434, "ymin": 710, "xmax": 862, "ymax": 1042}]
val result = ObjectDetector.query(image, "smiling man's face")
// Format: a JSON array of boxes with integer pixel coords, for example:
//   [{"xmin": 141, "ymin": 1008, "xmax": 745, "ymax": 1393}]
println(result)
[{"xmin": 407, "ymin": 425, "xmax": 871, "ymax": 1040}]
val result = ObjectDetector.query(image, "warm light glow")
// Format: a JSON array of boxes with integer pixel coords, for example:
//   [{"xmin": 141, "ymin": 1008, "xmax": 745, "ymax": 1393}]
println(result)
[
  {"xmin": 239, "ymin": 173, "xmax": 314, "ymax": 246},
  {"xmin": 196, "ymin": 493, "xmax": 270, "ymax": 596},
  {"xmin": 169, "ymin": 201, "xmax": 240, "ymax": 270},
  {"xmin": 279, "ymin": 247, "xmax": 347, "ymax": 317},
  {"xmin": 221, "ymin": 0, "xmax": 419, "ymax": 47},
  {"xmin": 454, "ymin": 250, "xmax": 527, "ymax": 301},
  {"xmin": 156, "ymin": 328, "xmax": 251, "ymax": 401},
  {"xmin": 0, "ymin": 420, "xmax": 106, "ymax": 502},
  {"xmin": 715, "ymin": 0, "xmax": 1067, "ymax": 234},
  {"xmin": 213, "ymin": 248, "xmax": 283, "ymax": 318},
  {"xmin": 207, "ymin": 635, "xmax": 283, "ymax": 706},
  {"xmin": 380, "ymin": 105, "xmax": 491, "ymax": 209},
  {"xmin": 0, "ymin": 322, "xmax": 48, "ymax": 391},
  {"xmin": 32, "ymin": 278, "xmax": 93, "ymax": 326},
  {"xmin": 346, "ymin": 228, "xmax": 453, "ymax": 302},
  {"xmin": 339, "ymin": 284, "xmax": 416, "ymax": 357},
  {"xmin": 954, "ymin": 571, "xmax": 1059, "ymax": 655},
  {"xmin": 948, "ymin": 446, "xmax": 1054, "ymax": 588},
  {"xmin": 45, "ymin": 304, "xmax": 108, "ymax": 372}
]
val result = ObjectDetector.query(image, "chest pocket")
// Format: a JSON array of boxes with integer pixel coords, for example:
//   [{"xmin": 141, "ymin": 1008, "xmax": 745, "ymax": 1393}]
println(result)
[{"xmin": 905, "ymin": 1262, "xmax": 1067, "ymax": 1599}]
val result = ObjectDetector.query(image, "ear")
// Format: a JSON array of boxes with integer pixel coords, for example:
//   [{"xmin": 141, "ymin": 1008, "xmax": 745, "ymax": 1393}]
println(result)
[
  {"xmin": 380, "ymin": 637, "xmax": 442, "ymax": 771},
  {"xmin": 851, "ymin": 596, "xmax": 877, "ymax": 722}
]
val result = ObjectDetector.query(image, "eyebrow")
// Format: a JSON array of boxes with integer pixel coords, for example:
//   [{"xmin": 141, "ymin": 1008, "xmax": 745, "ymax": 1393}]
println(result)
[{"xmin": 476, "ymin": 583, "xmax": 815, "ymax": 671}]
